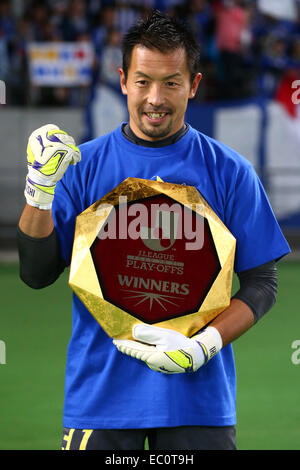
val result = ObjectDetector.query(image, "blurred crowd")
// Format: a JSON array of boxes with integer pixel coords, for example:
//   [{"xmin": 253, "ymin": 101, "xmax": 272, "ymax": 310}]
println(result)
[{"xmin": 1, "ymin": 0, "xmax": 300, "ymax": 106}]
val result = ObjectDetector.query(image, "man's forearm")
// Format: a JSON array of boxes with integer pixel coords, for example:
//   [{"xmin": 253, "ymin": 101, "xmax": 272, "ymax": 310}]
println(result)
[
  {"xmin": 17, "ymin": 204, "xmax": 66, "ymax": 289},
  {"xmin": 18, "ymin": 204, "xmax": 54, "ymax": 238},
  {"xmin": 210, "ymin": 298, "xmax": 255, "ymax": 347}
]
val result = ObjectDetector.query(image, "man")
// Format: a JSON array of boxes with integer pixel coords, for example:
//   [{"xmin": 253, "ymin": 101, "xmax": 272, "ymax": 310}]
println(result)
[{"xmin": 18, "ymin": 11, "xmax": 290, "ymax": 450}]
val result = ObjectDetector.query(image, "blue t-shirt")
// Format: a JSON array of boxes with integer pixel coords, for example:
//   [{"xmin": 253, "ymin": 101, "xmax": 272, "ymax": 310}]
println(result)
[{"xmin": 53, "ymin": 124, "xmax": 290, "ymax": 429}]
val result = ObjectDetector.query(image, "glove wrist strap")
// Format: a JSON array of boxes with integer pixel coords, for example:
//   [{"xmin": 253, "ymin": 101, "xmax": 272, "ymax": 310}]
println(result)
[
  {"xmin": 25, "ymin": 177, "xmax": 54, "ymax": 210},
  {"xmin": 194, "ymin": 326, "xmax": 223, "ymax": 364}
]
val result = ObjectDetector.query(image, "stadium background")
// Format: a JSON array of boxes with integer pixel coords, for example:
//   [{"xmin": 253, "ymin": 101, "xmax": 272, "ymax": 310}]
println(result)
[{"xmin": 0, "ymin": 0, "xmax": 300, "ymax": 450}]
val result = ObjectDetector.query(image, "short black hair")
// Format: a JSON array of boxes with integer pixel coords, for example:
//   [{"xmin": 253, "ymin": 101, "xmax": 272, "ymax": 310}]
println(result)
[{"xmin": 122, "ymin": 10, "xmax": 201, "ymax": 83}]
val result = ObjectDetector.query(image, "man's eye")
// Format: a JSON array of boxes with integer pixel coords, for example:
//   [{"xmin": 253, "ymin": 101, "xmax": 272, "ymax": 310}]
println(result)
[
  {"xmin": 136, "ymin": 80, "xmax": 148, "ymax": 86},
  {"xmin": 166, "ymin": 82, "xmax": 177, "ymax": 87}
]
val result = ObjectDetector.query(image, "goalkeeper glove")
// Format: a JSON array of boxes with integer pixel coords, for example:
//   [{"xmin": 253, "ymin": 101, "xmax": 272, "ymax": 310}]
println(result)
[
  {"xmin": 113, "ymin": 323, "xmax": 223, "ymax": 374},
  {"xmin": 24, "ymin": 124, "xmax": 81, "ymax": 210}
]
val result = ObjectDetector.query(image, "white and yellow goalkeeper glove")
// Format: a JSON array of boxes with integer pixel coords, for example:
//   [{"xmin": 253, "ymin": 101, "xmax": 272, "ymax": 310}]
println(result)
[
  {"xmin": 113, "ymin": 324, "xmax": 223, "ymax": 374},
  {"xmin": 24, "ymin": 124, "xmax": 81, "ymax": 210}
]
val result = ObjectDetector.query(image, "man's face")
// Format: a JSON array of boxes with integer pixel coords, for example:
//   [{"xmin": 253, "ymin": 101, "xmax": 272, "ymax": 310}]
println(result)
[{"xmin": 119, "ymin": 45, "xmax": 202, "ymax": 141}]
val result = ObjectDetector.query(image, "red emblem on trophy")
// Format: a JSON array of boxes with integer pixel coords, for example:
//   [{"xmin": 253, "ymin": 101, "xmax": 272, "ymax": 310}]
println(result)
[{"xmin": 90, "ymin": 194, "xmax": 221, "ymax": 323}]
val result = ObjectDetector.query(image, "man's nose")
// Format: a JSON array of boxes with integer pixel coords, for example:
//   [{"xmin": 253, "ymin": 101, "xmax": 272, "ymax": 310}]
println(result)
[{"xmin": 147, "ymin": 83, "xmax": 164, "ymax": 107}]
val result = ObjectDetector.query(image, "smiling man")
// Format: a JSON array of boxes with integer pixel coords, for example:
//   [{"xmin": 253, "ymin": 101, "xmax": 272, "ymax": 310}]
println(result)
[
  {"xmin": 18, "ymin": 10, "xmax": 290, "ymax": 450},
  {"xmin": 119, "ymin": 45, "xmax": 201, "ymax": 140}
]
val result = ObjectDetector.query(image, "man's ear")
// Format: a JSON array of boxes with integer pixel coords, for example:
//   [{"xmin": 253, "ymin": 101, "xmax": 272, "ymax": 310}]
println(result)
[
  {"xmin": 189, "ymin": 72, "xmax": 202, "ymax": 99},
  {"xmin": 119, "ymin": 68, "xmax": 128, "ymax": 95}
]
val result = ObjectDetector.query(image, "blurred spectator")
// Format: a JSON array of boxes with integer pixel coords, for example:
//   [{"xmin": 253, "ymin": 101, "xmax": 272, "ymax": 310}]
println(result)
[
  {"xmin": 290, "ymin": 35, "xmax": 300, "ymax": 66},
  {"xmin": 214, "ymin": 1, "xmax": 251, "ymax": 53},
  {"xmin": 258, "ymin": 33, "xmax": 290, "ymax": 97},
  {"xmin": 92, "ymin": 5, "xmax": 116, "ymax": 61},
  {"xmin": 25, "ymin": 2, "xmax": 53, "ymax": 41},
  {"xmin": 49, "ymin": 0, "xmax": 69, "ymax": 32},
  {"xmin": 99, "ymin": 27, "xmax": 122, "ymax": 89},
  {"xmin": 157, "ymin": 0, "xmax": 186, "ymax": 12},
  {"xmin": 0, "ymin": 0, "xmax": 16, "ymax": 42},
  {"xmin": 0, "ymin": 35, "xmax": 9, "ymax": 82},
  {"xmin": 0, "ymin": 2, "xmax": 30, "ymax": 105},
  {"xmin": 4, "ymin": 15, "xmax": 30, "ymax": 105},
  {"xmin": 58, "ymin": 0, "xmax": 89, "ymax": 41},
  {"xmin": 174, "ymin": 0, "xmax": 218, "ymax": 101},
  {"xmin": 187, "ymin": 0, "xmax": 215, "ymax": 46},
  {"xmin": 113, "ymin": 1, "xmax": 142, "ymax": 38},
  {"xmin": 213, "ymin": 0, "xmax": 255, "ymax": 99},
  {"xmin": 0, "ymin": 0, "xmax": 15, "ymax": 87}
]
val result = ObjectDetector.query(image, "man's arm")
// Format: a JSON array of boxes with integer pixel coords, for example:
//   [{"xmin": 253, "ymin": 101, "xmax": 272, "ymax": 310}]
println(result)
[
  {"xmin": 211, "ymin": 260, "xmax": 278, "ymax": 346},
  {"xmin": 17, "ymin": 124, "xmax": 81, "ymax": 288},
  {"xmin": 18, "ymin": 204, "xmax": 54, "ymax": 238},
  {"xmin": 210, "ymin": 298, "xmax": 254, "ymax": 347}
]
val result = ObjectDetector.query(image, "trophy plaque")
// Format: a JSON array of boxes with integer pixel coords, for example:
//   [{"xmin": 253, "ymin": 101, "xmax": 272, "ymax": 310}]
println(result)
[{"xmin": 69, "ymin": 178, "xmax": 236, "ymax": 339}]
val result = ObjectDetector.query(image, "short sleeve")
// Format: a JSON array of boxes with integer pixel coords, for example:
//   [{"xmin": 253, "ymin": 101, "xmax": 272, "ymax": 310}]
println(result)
[{"xmin": 224, "ymin": 164, "xmax": 291, "ymax": 273}]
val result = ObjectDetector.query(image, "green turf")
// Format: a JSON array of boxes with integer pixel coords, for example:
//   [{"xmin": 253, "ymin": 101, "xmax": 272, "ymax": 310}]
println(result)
[
  {"xmin": 0, "ymin": 264, "xmax": 72, "ymax": 450},
  {"xmin": 0, "ymin": 261, "xmax": 299, "ymax": 450},
  {"xmin": 233, "ymin": 261, "xmax": 300, "ymax": 450}
]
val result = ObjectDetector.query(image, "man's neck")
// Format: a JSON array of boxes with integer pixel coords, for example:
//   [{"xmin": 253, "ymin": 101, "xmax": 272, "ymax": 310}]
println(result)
[{"xmin": 122, "ymin": 123, "xmax": 188, "ymax": 147}]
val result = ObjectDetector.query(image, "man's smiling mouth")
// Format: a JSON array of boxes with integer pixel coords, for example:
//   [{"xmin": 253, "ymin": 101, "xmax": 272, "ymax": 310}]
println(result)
[
  {"xmin": 146, "ymin": 112, "xmax": 167, "ymax": 119},
  {"xmin": 143, "ymin": 112, "xmax": 170, "ymax": 123}
]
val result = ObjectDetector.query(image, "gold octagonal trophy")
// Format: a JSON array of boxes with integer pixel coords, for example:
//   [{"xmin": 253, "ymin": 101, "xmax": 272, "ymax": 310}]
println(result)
[{"xmin": 69, "ymin": 178, "xmax": 236, "ymax": 340}]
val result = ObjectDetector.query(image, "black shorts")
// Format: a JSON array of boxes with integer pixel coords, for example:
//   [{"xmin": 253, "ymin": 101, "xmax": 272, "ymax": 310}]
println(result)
[{"xmin": 61, "ymin": 425, "xmax": 236, "ymax": 450}]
